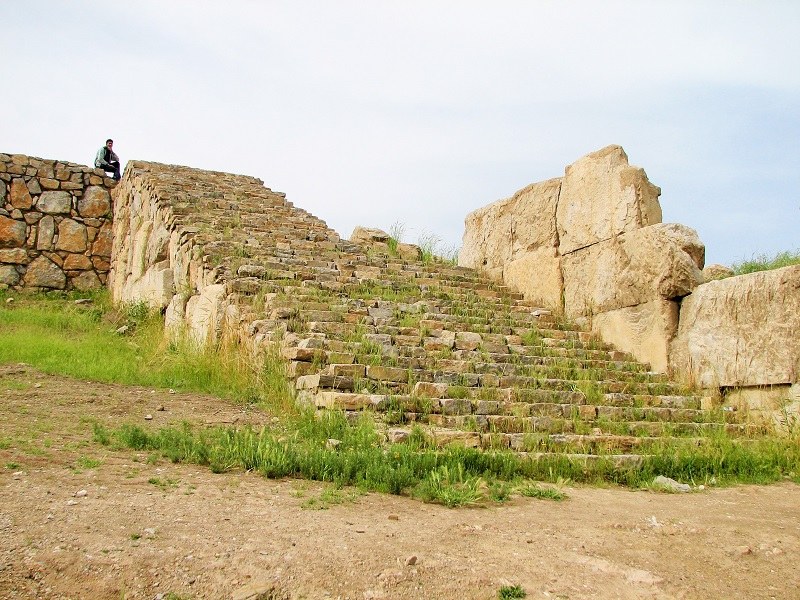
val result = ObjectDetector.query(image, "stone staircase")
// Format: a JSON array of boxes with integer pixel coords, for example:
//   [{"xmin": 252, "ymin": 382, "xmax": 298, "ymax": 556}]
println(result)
[{"xmin": 115, "ymin": 162, "xmax": 766, "ymax": 460}]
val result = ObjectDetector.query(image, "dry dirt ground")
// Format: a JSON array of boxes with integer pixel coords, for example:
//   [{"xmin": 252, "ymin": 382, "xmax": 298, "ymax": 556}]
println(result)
[{"xmin": 1, "ymin": 364, "xmax": 798, "ymax": 600}]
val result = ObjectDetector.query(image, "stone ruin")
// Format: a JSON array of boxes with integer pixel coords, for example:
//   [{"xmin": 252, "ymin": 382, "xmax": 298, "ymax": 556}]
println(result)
[
  {"xmin": 460, "ymin": 145, "xmax": 799, "ymax": 424},
  {"xmin": 1, "ymin": 148, "xmax": 796, "ymax": 444}
]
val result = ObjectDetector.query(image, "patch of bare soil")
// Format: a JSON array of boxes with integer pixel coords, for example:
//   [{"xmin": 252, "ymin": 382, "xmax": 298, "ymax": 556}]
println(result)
[{"xmin": 1, "ymin": 364, "xmax": 798, "ymax": 600}]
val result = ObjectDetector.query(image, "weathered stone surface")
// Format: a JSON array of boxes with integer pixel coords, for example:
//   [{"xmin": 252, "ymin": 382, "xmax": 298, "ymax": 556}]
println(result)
[
  {"xmin": 724, "ymin": 384, "xmax": 799, "ymax": 430},
  {"xmin": 0, "ymin": 248, "xmax": 29, "ymax": 264},
  {"xmin": 71, "ymin": 270, "xmax": 102, "ymax": 291},
  {"xmin": 557, "ymin": 145, "xmax": 662, "ymax": 255},
  {"xmin": 26, "ymin": 179, "xmax": 41, "ymax": 195},
  {"xmin": 702, "ymin": 263, "xmax": 734, "ymax": 282},
  {"xmin": 460, "ymin": 178, "xmax": 561, "ymax": 278},
  {"xmin": 366, "ymin": 365, "xmax": 408, "ymax": 382},
  {"xmin": 592, "ymin": 299, "xmax": 679, "ymax": 373},
  {"xmin": 670, "ymin": 266, "xmax": 800, "ymax": 387},
  {"xmin": 37, "ymin": 190, "xmax": 72, "ymax": 214},
  {"xmin": 455, "ymin": 331, "xmax": 483, "ymax": 351},
  {"xmin": 92, "ymin": 256, "xmax": 111, "ymax": 271},
  {"xmin": 37, "ymin": 165, "xmax": 54, "ymax": 179},
  {"xmin": 62, "ymin": 253, "xmax": 93, "ymax": 270},
  {"xmin": 562, "ymin": 223, "xmax": 704, "ymax": 317},
  {"xmin": 126, "ymin": 261, "xmax": 175, "ymax": 309},
  {"xmin": 23, "ymin": 255, "xmax": 66, "ymax": 289},
  {"xmin": 413, "ymin": 381, "xmax": 449, "ymax": 398},
  {"xmin": 0, "ymin": 180, "xmax": 6, "ymax": 201},
  {"xmin": 350, "ymin": 226, "xmax": 389, "ymax": 244},
  {"xmin": 39, "ymin": 178, "xmax": 60, "ymax": 190},
  {"xmin": 36, "ymin": 215, "xmax": 55, "ymax": 250},
  {"xmin": 92, "ymin": 221, "xmax": 113, "ymax": 257},
  {"xmin": 164, "ymin": 293, "xmax": 189, "ymax": 334},
  {"xmin": 0, "ymin": 216, "xmax": 26, "ymax": 248},
  {"xmin": 9, "ymin": 179, "xmax": 33, "ymax": 209},
  {"xmin": 0, "ymin": 264, "xmax": 20, "ymax": 286},
  {"xmin": 77, "ymin": 186, "xmax": 111, "ymax": 218},
  {"xmin": 503, "ymin": 247, "xmax": 563, "ymax": 310},
  {"xmin": 56, "ymin": 219, "xmax": 88, "ymax": 253},
  {"xmin": 397, "ymin": 242, "xmax": 422, "ymax": 261},
  {"xmin": 185, "ymin": 284, "xmax": 227, "ymax": 345}
]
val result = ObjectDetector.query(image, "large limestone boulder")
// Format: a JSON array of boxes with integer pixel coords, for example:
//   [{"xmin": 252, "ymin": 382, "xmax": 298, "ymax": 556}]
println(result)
[
  {"xmin": 562, "ymin": 223, "xmax": 704, "ymax": 318},
  {"xmin": 557, "ymin": 145, "xmax": 662, "ymax": 255},
  {"xmin": 592, "ymin": 299, "xmax": 679, "ymax": 373},
  {"xmin": 702, "ymin": 263, "xmax": 734, "ymax": 282},
  {"xmin": 670, "ymin": 265, "xmax": 800, "ymax": 387},
  {"xmin": 350, "ymin": 226, "xmax": 421, "ymax": 260},
  {"xmin": 723, "ymin": 384, "xmax": 799, "ymax": 431},
  {"xmin": 460, "ymin": 178, "xmax": 562, "ymax": 306}
]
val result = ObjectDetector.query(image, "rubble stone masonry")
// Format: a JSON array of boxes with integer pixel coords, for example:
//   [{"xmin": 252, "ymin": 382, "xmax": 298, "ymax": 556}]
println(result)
[{"xmin": 0, "ymin": 153, "xmax": 117, "ymax": 291}]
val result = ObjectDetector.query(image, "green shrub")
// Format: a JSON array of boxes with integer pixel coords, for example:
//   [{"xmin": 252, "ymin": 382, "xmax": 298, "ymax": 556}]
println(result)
[{"xmin": 498, "ymin": 585, "xmax": 526, "ymax": 599}]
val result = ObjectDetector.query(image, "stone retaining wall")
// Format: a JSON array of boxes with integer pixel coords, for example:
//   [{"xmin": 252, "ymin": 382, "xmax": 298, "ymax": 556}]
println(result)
[
  {"xmin": 109, "ymin": 160, "xmax": 339, "ymax": 346},
  {"xmin": 0, "ymin": 153, "xmax": 117, "ymax": 291}
]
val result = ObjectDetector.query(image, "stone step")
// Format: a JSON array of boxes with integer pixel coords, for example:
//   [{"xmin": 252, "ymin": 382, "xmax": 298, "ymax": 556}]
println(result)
[
  {"xmin": 382, "ymin": 427, "xmax": 731, "ymax": 457},
  {"xmin": 130, "ymin": 161, "xmax": 748, "ymax": 461},
  {"xmin": 300, "ymin": 391, "xmax": 736, "ymax": 430}
]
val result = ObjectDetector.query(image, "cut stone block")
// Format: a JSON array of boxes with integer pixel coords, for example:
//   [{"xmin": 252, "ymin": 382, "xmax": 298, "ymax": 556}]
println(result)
[
  {"xmin": 592, "ymin": 299, "xmax": 679, "ymax": 374},
  {"xmin": 670, "ymin": 266, "xmax": 800, "ymax": 387},
  {"xmin": 557, "ymin": 145, "xmax": 662, "ymax": 254}
]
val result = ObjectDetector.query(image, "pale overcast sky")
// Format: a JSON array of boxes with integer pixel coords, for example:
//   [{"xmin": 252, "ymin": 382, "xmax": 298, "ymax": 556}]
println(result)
[{"xmin": 2, "ymin": 1, "xmax": 798, "ymax": 266}]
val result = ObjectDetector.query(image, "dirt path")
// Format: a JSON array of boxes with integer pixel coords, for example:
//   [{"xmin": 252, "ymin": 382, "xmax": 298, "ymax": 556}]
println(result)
[{"xmin": 1, "ymin": 364, "xmax": 798, "ymax": 600}]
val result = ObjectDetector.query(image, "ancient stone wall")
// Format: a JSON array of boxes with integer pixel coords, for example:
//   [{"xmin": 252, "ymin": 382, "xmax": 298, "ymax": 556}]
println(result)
[
  {"xmin": 0, "ymin": 153, "xmax": 116, "ymax": 291},
  {"xmin": 109, "ymin": 160, "xmax": 340, "ymax": 346}
]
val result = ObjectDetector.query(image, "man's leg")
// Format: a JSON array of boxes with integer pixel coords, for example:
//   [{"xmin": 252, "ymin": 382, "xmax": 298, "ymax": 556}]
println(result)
[{"xmin": 108, "ymin": 161, "xmax": 121, "ymax": 180}]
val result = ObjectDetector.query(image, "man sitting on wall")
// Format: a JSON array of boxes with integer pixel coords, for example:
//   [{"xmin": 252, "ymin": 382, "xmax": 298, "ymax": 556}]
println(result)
[{"xmin": 94, "ymin": 138, "xmax": 121, "ymax": 181}]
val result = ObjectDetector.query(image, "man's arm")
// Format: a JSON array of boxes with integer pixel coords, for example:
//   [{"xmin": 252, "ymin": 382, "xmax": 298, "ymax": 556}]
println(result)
[{"xmin": 94, "ymin": 148, "xmax": 108, "ymax": 168}]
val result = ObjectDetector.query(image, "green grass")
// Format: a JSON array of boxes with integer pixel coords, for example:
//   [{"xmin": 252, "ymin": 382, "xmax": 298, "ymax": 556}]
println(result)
[
  {"xmin": 498, "ymin": 584, "xmax": 527, "ymax": 599},
  {"xmin": 74, "ymin": 456, "xmax": 102, "ymax": 471},
  {"xmin": 732, "ymin": 249, "xmax": 800, "ymax": 275},
  {"xmin": 0, "ymin": 289, "xmax": 293, "ymax": 411},
  {"xmin": 518, "ymin": 482, "xmax": 567, "ymax": 501},
  {"xmin": 93, "ymin": 411, "xmax": 800, "ymax": 505},
  {"xmin": 387, "ymin": 221, "xmax": 406, "ymax": 257},
  {"xmin": 417, "ymin": 231, "xmax": 460, "ymax": 266}
]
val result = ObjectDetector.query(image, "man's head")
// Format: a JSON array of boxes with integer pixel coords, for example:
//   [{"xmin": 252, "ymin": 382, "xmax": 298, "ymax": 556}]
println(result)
[{"xmin": 106, "ymin": 139, "xmax": 113, "ymax": 147}]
